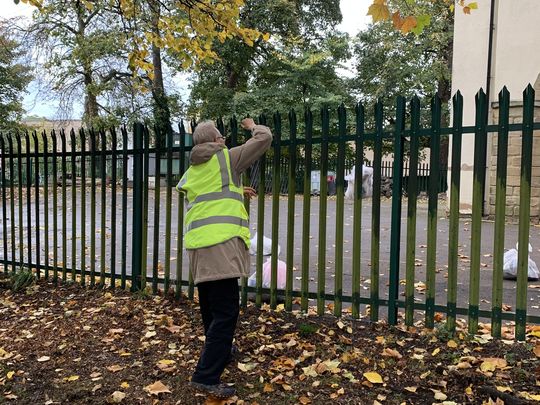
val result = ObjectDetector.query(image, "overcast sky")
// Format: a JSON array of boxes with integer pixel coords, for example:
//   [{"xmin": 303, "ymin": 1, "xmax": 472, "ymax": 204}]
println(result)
[{"xmin": 0, "ymin": 0, "xmax": 370, "ymax": 119}]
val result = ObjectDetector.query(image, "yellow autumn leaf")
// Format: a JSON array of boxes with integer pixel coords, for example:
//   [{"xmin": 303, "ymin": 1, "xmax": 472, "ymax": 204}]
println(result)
[
  {"xmin": 363, "ymin": 372, "xmax": 383, "ymax": 384},
  {"xmin": 447, "ymin": 340, "xmax": 458, "ymax": 348},
  {"xmin": 262, "ymin": 33, "xmax": 270, "ymax": 41},
  {"xmin": 519, "ymin": 391, "xmax": 540, "ymax": 401},
  {"xmin": 480, "ymin": 360, "xmax": 496, "ymax": 372},
  {"xmin": 63, "ymin": 375, "xmax": 80, "ymax": 382},
  {"xmin": 7, "ymin": 371, "xmax": 14, "ymax": 379},
  {"xmin": 432, "ymin": 348, "xmax": 440, "ymax": 356},
  {"xmin": 120, "ymin": 382, "xmax": 130, "ymax": 388},
  {"xmin": 467, "ymin": 2, "xmax": 478, "ymax": 9},
  {"xmin": 405, "ymin": 386, "xmax": 417, "ymax": 393},
  {"xmin": 496, "ymin": 386, "xmax": 512, "ymax": 393},
  {"xmin": 157, "ymin": 359, "xmax": 176, "ymax": 366},
  {"xmin": 367, "ymin": 1, "xmax": 390, "ymax": 22}
]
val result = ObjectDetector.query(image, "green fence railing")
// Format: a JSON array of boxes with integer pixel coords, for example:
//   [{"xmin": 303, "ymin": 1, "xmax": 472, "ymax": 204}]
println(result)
[{"xmin": 1, "ymin": 87, "xmax": 539, "ymax": 340}]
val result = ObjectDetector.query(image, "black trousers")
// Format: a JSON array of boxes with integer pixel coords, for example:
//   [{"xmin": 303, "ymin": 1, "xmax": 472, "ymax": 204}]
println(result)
[{"xmin": 192, "ymin": 278, "xmax": 239, "ymax": 385}]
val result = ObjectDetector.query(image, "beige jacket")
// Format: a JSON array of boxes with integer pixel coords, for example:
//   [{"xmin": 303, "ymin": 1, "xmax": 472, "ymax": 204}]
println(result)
[{"xmin": 184, "ymin": 125, "xmax": 272, "ymax": 284}]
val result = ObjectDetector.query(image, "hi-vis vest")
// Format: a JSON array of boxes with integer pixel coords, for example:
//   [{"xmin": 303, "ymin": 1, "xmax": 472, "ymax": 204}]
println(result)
[{"xmin": 176, "ymin": 148, "xmax": 250, "ymax": 249}]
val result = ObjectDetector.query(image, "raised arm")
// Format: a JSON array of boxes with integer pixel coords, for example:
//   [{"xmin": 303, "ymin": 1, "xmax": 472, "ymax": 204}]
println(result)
[{"xmin": 229, "ymin": 118, "xmax": 273, "ymax": 176}]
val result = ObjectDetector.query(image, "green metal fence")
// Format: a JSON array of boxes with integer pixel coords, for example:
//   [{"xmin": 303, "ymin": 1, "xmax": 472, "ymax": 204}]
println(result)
[{"xmin": 1, "ymin": 87, "xmax": 540, "ymax": 340}]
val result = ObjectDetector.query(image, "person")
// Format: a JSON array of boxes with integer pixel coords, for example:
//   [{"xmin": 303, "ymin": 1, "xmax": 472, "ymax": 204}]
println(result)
[{"xmin": 176, "ymin": 118, "xmax": 272, "ymax": 398}]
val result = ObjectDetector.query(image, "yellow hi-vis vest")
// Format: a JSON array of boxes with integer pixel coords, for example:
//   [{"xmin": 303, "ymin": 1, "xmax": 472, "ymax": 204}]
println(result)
[{"xmin": 176, "ymin": 148, "xmax": 250, "ymax": 249}]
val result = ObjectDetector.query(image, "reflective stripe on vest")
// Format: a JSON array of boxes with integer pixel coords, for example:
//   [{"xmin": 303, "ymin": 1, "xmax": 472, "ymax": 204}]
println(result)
[{"xmin": 186, "ymin": 216, "xmax": 249, "ymax": 232}]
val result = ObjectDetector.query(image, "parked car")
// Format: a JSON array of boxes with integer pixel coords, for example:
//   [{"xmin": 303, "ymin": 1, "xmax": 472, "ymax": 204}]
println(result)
[{"xmin": 310, "ymin": 170, "xmax": 336, "ymax": 195}]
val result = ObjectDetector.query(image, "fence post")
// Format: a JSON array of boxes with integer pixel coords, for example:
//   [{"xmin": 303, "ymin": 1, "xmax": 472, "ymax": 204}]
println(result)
[
  {"xmin": 515, "ymin": 85, "xmax": 535, "ymax": 341},
  {"xmin": 468, "ymin": 89, "xmax": 488, "ymax": 335},
  {"xmin": 370, "ymin": 101, "xmax": 383, "ymax": 321},
  {"xmin": 131, "ymin": 123, "xmax": 144, "ymax": 292},
  {"xmin": 0, "ymin": 136, "xmax": 7, "ymax": 276},
  {"xmin": 388, "ymin": 96, "xmax": 405, "ymax": 325},
  {"xmin": 426, "ymin": 96, "xmax": 442, "ymax": 329},
  {"xmin": 270, "ymin": 112, "xmax": 282, "ymax": 309}
]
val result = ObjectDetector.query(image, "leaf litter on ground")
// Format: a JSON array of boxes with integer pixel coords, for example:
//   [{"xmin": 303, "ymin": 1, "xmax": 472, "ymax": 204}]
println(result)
[{"xmin": 0, "ymin": 277, "xmax": 539, "ymax": 404}]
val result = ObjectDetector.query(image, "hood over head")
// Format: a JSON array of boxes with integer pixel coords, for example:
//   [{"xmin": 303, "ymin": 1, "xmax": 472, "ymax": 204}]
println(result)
[{"xmin": 190, "ymin": 142, "xmax": 226, "ymax": 165}]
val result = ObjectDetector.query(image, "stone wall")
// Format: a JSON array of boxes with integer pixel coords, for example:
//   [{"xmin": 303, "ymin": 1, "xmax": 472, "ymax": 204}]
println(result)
[{"xmin": 487, "ymin": 80, "xmax": 540, "ymax": 219}]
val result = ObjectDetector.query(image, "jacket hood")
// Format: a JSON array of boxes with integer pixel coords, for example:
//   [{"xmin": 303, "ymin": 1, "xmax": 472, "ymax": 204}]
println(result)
[{"xmin": 190, "ymin": 143, "xmax": 226, "ymax": 165}]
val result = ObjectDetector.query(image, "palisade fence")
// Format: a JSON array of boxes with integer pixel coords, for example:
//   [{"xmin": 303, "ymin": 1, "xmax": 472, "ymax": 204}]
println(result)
[
  {"xmin": 250, "ymin": 158, "xmax": 448, "ymax": 195},
  {"xmin": 1, "ymin": 87, "xmax": 540, "ymax": 340}
]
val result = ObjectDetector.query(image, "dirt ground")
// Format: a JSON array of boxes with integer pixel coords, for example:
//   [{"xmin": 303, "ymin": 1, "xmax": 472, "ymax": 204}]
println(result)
[{"xmin": 1, "ymin": 278, "xmax": 540, "ymax": 405}]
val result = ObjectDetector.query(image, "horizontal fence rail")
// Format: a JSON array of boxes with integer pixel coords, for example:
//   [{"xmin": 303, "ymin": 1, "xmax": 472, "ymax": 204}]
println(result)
[{"xmin": 1, "ymin": 87, "xmax": 540, "ymax": 340}]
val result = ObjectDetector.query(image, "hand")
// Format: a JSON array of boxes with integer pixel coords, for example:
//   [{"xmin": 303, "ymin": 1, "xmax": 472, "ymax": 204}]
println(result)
[
  {"xmin": 243, "ymin": 186, "xmax": 257, "ymax": 199},
  {"xmin": 240, "ymin": 118, "xmax": 256, "ymax": 131}
]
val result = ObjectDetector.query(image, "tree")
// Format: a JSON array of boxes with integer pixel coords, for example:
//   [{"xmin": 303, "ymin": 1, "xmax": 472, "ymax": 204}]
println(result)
[
  {"xmin": 351, "ymin": 0, "xmax": 453, "ymax": 162},
  {"xmin": 187, "ymin": 0, "xmax": 349, "ymax": 118},
  {"xmin": 19, "ymin": 0, "xmax": 265, "ymax": 131},
  {"xmin": 351, "ymin": 0, "xmax": 453, "ymax": 114},
  {"xmin": 0, "ymin": 19, "xmax": 33, "ymax": 133},
  {"xmin": 27, "ymin": 0, "xmax": 136, "ymax": 128}
]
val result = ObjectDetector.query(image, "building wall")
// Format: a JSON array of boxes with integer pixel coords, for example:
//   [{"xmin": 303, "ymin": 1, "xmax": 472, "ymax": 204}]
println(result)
[
  {"xmin": 449, "ymin": 0, "xmax": 540, "ymax": 214},
  {"xmin": 487, "ymin": 78, "xmax": 540, "ymax": 219}
]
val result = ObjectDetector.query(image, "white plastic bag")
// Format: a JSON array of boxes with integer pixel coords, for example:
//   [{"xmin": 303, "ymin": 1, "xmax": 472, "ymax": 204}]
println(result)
[
  {"xmin": 249, "ymin": 232, "xmax": 281, "ymax": 256},
  {"xmin": 344, "ymin": 166, "xmax": 373, "ymax": 199},
  {"xmin": 502, "ymin": 243, "xmax": 539, "ymax": 280},
  {"xmin": 247, "ymin": 258, "xmax": 287, "ymax": 289}
]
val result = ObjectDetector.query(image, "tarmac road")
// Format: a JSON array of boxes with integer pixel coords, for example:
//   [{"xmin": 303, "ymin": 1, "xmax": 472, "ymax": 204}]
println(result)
[{"xmin": 1, "ymin": 187, "xmax": 539, "ymax": 320}]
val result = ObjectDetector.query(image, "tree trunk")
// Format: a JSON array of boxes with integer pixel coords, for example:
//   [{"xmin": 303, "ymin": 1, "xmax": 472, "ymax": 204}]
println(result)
[
  {"xmin": 75, "ymin": 1, "xmax": 99, "ymax": 127},
  {"xmin": 83, "ymin": 72, "xmax": 99, "ymax": 126},
  {"xmin": 150, "ymin": 1, "xmax": 171, "ymax": 141}
]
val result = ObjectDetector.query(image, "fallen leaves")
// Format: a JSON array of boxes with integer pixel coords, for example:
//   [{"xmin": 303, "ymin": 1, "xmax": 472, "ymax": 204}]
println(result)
[
  {"xmin": 382, "ymin": 347, "xmax": 402, "ymax": 359},
  {"xmin": 109, "ymin": 391, "xmax": 126, "ymax": 403},
  {"xmin": 363, "ymin": 372, "xmax": 383, "ymax": 384},
  {"xmin": 37, "ymin": 355, "xmax": 51, "ymax": 362},
  {"xmin": 144, "ymin": 380, "xmax": 171, "ymax": 396},
  {"xmin": 107, "ymin": 365, "xmax": 125, "ymax": 373},
  {"xmin": 2, "ymin": 278, "xmax": 540, "ymax": 405}
]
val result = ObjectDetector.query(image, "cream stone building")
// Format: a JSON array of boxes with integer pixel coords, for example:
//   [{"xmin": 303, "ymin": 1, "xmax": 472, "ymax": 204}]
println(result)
[{"xmin": 450, "ymin": 0, "xmax": 540, "ymax": 217}]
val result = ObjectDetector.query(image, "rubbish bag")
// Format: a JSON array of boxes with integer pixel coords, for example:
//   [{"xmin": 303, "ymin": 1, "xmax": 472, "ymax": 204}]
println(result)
[
  {"xmin": 247, "ymin": 257, "xmax": 287, "ymax": 289},
  {"xmin": 502, "ymin": 243, "xmax": 540, "ymax": 281},
  {"xmin": 344, "ymin": 166, "xmax": 374, "ymax": 199},
  {"xmin": 249, "ymin": 232, "xmax": 281, "ymax": 256}
]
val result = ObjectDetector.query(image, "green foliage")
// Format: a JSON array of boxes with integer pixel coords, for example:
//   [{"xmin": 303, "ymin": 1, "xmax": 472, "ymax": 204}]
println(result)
[
  {"xmin": 11, "ymin": 269, "xmax": 35, "ymax": 292},
  {"xmin": 0, "ymin": 20, "xmax": 33, "ymax": 134},
  {"xmin": 187, "ymin": 0, "xmax": 349, "ymax": 119},
  {"xmin": 298, "ymin": 323, "xmax": 319, "ymax": 336},
  {"xmin": 350, "ymin": 0, "xmax": 453, "ymax": 120}
]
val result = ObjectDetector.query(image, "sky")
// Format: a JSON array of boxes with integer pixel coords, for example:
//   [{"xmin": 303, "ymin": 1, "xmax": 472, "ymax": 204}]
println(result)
[{"xmin": 0, "ymin": 0, "xmax": 371, "ymax": 119}]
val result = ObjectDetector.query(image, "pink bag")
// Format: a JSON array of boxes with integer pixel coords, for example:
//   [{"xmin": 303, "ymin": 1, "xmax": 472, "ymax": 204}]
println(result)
[{"xmin": 248, "ymin": 258, "xmax": 287, "ymax": 289}]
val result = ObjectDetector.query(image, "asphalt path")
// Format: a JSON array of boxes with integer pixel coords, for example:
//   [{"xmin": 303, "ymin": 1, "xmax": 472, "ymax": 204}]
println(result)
[{"xmin": 1, "ymin": 188, "xmax": 539, "ymax": 319}]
